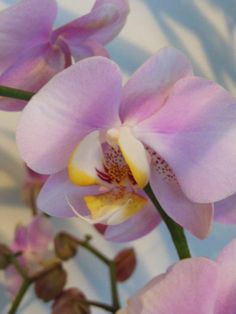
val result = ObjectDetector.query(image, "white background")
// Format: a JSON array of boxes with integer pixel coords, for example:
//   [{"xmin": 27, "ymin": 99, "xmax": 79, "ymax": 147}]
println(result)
[{"xmin": 0, "ymin": 0, "xmax": 236, "ymax": 313}]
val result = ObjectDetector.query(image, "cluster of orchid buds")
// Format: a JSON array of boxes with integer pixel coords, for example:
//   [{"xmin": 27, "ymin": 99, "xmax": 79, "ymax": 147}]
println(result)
[
  {"xmin": 0, "ymin": 214, "xmax": 136, "ymax": 313},
  {"xmin": 1, "ymin": 0, "xmax": 236, "ymax": 313}
]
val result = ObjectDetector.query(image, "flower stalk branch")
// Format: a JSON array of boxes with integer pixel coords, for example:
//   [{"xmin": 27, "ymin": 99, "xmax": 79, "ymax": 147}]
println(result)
[
  {"xmin": 7, "ymin": 259, "xmax": 61, "ymax": 314},
  {"xmin": 78, "ymin": 299, "xmax": 116, "ymax": 313},
  {"xmin": 144, "ymin": 184, "xmax": 191, "ymax": 260},
  {"xmin": 59, "ymin": 232, "xmax": 120, "ymax": 311},
  {"xmin": 7, "ymin": 278, "xmax": 31, "ymax": 314},
  {"xmin": 0, "ymin": 85, "xmax": 34, "ymax": 101},
  {"xmin": 7, "ymin": 233, "xmax": 120, "ymax": 314}
]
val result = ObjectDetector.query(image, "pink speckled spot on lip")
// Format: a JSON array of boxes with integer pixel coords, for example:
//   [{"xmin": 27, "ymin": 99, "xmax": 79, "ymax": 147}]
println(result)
[{"xmin": 146, "ymin": 146, "xmax": 177, "ymax": 184}]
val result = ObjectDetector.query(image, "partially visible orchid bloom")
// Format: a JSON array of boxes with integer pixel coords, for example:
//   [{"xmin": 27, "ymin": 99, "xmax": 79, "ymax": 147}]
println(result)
[
  {"xmin": 24, "ymin": 166, "xmax": 48, "ymax": 187},
  {"xmin": 214, "ymin": 193, "xmax": 236, "ymax": 224},
  {"xmin": 0, "ymin": 0, "xmax": 129, "ymax": 111},
  {"xmin": 17, "ymin": 47, "xmax": 236, "ymax": 242},
  {"xmin": 5, "ymin": 217, "xmax": 53, "ymax": 297},
  {"xmin": 118, "ymin": 239, "xmax": 236, "ymax": 314},
  {"xmin": 22, "ymin": 166, "xmax": 48, "ymax": 208}
]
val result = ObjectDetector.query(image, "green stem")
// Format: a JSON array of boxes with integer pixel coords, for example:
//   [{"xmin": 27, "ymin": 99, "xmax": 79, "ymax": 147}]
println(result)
[
  {"xmin": 80, "ymin": 241, "xmax": 110, "ymax": 266},
  {"xmin": 8, "ymin": 232, "xmax": 121, "ymax": 314},
  {"xmin": 7, "ymin": 279, "xmax": 31, "ymax": 314},
  {"xmin": 61, "ymin": 233, "xmax": 111, "ymax": 265},
  {"xmin": 79, "ymin": 299, "xmax": 116, "ymax": 313},
  {"xmin": 109, "ymin": 261, "xmax": 120, "ymax": 311},
  {"xmin": 61, "ymin": 233, "xmax": 120, "ymax": 310},
  {"xmin": 7, "ymin": 257, "xmax": 61, "ymax": 314},
  {"xmin": 80, "ymin": 242, "xmax": 120, "ymax": 310},
  {"xmin": 144, "ymin": 184, "xmax": 191, "ymax": 260},
  {"xmin": 0, "ymin": 85, "xmax": 34, "ymax": 101}
]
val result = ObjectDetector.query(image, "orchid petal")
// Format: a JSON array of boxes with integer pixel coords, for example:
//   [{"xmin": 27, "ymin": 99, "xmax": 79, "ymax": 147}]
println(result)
[
  {"xmin": 104, "ymin": 201, "xmax": 160, "ymax": 242},
  {"xmin": 37, "ymin": 170, "xmax": 97, "ymax": 217},
  {"xmin": 150, "ymin": 170, "xmax": 213, "ymax": 239},
  {"xmin": 68, "ymin": 39, "xmax": 109, "ymax": 62},
  {"xmin": 136, "ymin": 77, "xmax": 236, "ymax": 203},
  {"xmin": 214, "ymin": 193, "xmax": 236, "ymax": 224},
  {"xmin": 17, "ymin": 57, "xmax": 122, "ymax": 174},
  {"xmin": 69, "ymin": 130, "xmax": 103, "ymax": 186},
  {"xmin": 53, "ymin": 0, "xmax": 129, "ymax": 49},
  {"xmin": 0, "ymin": 0, "xmax": 57, "ymax": 74},
  {"xmin": 118, "ymin": 127, "xmax": 150, "ymax": 188},
  {"xmin": 0, "ymin": 44, "xmax": 66, "ymax": 111},
  {"xmin": 37, "ymin": 170, "xmax": 81, "ymax": 217},
  {"xmin": 215, "ymin": 239, "xmax": 236, "ymax": 313},
  {"xmin": 11, "ymin": 225, "xmax": 28, "ymax": 252},
  {"xmin": 28, "ymin": 217, "xmax": 53, "ymax": 251},
  {"xmin": 5, "ymin": 265, "xmax": 23, "ymax": 298},
  {"xmin": 120, "ymin": 47, "xmax": 192, "ymax": 124},
  {"xmin": 127, "ymin": 258, "xmax": 218, "ymax": 314}
]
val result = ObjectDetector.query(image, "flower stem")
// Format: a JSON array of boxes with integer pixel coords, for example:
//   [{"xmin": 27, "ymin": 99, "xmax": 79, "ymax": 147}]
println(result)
[
  {"xmin": 80, "ymin": 241, "xmax": 110, "ymax": 265},
  {"xmin": 144, "ymin": 183, "xmax": 191, "ymax": 260},
  {"xmin": 7, "ymin": 233, "xmax": 121, "ymax": 314},
  {"xmin": 79, "ymin": 299, "xmax": 116, "ymax": 313},
  {"xmin": 7, "ymin": 259, "xmax": 61, "ymax": 314},
  {"xmin": 7, "ymin": 279, "xmax": 31, "ymax": 314},
  {"xmin": 60, "ymin": 232, "xmax": 120, "ymax": 311},
  {"xmin": 0, "ymin": 85, "xmax": 34, "ymax": 101},
  {"xmin": 109, "ymin": 261, "xmax": 120, "ymax": 311}
]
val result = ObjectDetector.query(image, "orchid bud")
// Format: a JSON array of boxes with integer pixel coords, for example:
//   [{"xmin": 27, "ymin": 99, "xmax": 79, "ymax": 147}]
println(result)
[
  {"xmin": 54, "ymin": 233, "xmax": 78, "ymax": 261},
  {"xmin": 114, "ymin": 248, "xmax": 136, "ymax": 282},
  {"xmin": 52, "ymin": 288, "xmax": 90, "ymax": 314},
  {"xmin": 34, "ymin": 264, "xmax": 67, "ymax": 302},
  {"xmin": 94, "ymin": 224, "xmax": 107, "ymax": 235},
  {"xmin": 0, "ymin": 244, "xmax": 11, "ymax": 269},
  {"xmin": 22, "ymin": 166, "xmax": 48, "ymax": 211}
]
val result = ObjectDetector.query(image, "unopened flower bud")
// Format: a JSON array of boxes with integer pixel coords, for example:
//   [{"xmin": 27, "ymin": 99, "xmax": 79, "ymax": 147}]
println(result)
[
  {"xmin": 22, "ymin": 166, "xmax": 48, "ymax": 210},
  {"xmin": 52, "ymin": 288, "xmax": 90, "ymax": 314},
  {"xmin": 114, "ymin": 248, "xmax": 136, "ymax": 282},
  {"xmin": 34, "ymin": 264, "xmax": 67, "ymax": 302},
  {"xmin": 54, "ymin": 233, "xmax": 78, "ymax": 261},
  {"xmin": 94, "ymin": 223, "xmax": 107, "ymax": 235}
]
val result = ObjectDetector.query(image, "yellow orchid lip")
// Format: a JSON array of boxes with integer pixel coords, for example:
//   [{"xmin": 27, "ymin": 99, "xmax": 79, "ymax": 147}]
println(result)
[{"xmin": 84, "ymin": 188, "xmax": 148, "ymax": 225}]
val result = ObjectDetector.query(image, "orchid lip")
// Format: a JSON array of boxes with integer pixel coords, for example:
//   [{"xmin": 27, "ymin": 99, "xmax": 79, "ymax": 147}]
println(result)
[{"xmin": 66, "ymin": 187, "xmax": 148, "ymax": 225}]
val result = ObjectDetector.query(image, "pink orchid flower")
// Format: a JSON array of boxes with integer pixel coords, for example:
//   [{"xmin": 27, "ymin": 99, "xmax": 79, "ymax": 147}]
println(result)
[
  {"xmin": 16, "ymin": 47, "xmax": 236, "ymax": 242},
  {"xmin": 5, "ymin": 217, "xmax": 53, "ymax": 297},
  {"xmin": 23, "ymin": 165, "xmax": 48, "ymax": 193},
  {"xmin": 0, "ymin": 0, "xmax": 129, "ymax": 111},
  {"xmin": 22, "ymin": 165, "xmax": 49, "ymax": 212},
  {"xmin": 214, "ymin": 193, "xmax": 236, "ymax": 224},
  {"xmin": 119, "ymin": 239, "xmax": 236, "ymax": 314}
]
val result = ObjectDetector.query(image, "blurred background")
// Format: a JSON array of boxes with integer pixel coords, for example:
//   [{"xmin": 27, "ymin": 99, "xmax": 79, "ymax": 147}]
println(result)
[{"xmin": 0, "ymin": 0, "xmax": 236, "ymax": 313}]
